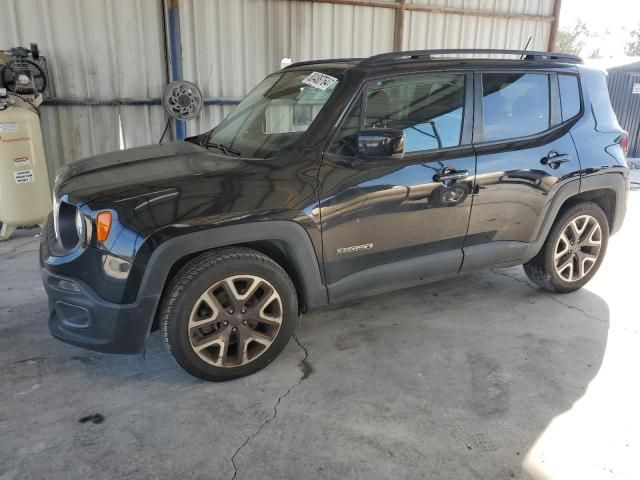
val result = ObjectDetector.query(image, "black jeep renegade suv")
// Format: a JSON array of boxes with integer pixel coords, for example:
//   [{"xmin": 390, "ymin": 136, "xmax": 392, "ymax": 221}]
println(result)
[{"xmin": 41, "ymin": 49, "xmax": 629, "ymax": 381}]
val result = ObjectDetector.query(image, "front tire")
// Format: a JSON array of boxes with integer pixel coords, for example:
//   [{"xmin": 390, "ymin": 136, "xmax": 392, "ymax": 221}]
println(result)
[
  {"xmin": 160, "ymin": 247, "xmax": 298, "ymax": 381},
  {"xmin": 523, "ymin": 202, "xmax": 609, "ymax": 293}
]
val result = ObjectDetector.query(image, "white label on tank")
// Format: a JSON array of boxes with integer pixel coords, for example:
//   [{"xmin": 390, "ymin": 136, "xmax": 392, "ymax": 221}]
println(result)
[
  {"xmin": 14, "ymin": 169, "xmax": 34, "ymax": 184},
  {"xmin": 0, "ymin": 122, "xmax": 18, "ymax": 133},
  {"xmin": 14, "ymin": 156, "xmax": 30, "ymax": 167},
  {"xmin": 633, "ymin": 83, "xmax": 640, "ymax": 94},
  {"xmin": 302, "ymin": 72, "xmax": 338, "ymax": 91}
]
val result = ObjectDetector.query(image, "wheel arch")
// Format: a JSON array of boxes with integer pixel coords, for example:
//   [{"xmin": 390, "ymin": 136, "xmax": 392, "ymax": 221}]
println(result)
[
  {"xmin": 142, "ymin": 221, "xmax": 328, "ymax": 332},
  {"xmin": 555, "ymin": 188, "xmax": 616, "ymax": 232},
  {"xmin": 523, "ymin": 171, "xmax": 627, "ymax": 262}
]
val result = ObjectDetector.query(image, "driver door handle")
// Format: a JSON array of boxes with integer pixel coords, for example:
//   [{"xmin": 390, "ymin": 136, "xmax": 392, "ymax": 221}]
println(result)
[
  {"xmin": 541, "ymin": 151, "xmax": 570, "ymax": 168},
  {"xmin": 433, "ymin": 169, "xmax": 469, "ymax": 183}
]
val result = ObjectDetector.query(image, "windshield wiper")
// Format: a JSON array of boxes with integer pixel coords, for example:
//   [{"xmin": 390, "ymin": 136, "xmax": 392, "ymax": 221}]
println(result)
[{"xmin": 204, "ymin": 142, "xmax": 242, "ymax": 157}]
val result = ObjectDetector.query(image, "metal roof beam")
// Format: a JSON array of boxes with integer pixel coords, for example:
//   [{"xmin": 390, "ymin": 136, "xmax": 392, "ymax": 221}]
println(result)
[{"xmin": 295, "ymin": 0, "xmax": 555, "ymax": 23}]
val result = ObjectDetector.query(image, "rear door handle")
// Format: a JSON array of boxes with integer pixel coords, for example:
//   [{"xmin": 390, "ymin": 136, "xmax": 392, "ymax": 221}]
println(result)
[
  {"xmin": 541, "ymin": 151, "xmax": 570, "ymax": 168},
  {"xmin": 433, "ymin": 169, "xmax": 469, "ymax": 183}
]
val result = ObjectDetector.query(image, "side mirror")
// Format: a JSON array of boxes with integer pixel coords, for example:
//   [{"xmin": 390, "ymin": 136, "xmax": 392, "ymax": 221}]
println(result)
[{"xmin": 357, "ymin": 129, "xmax": 405, "ymax": 160}]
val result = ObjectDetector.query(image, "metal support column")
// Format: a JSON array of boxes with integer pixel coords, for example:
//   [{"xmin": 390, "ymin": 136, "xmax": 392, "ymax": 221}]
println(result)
[
  {"xmin": 393, "ymin": 0, "xmax": 406, "ymax": 52},
  {"xmin": 547, "ymin": 0, "xmax": 562, "ymax": 51},
  {"xmin": 164, "ymin": 0, "xmax": 185, "ymax": 139}
]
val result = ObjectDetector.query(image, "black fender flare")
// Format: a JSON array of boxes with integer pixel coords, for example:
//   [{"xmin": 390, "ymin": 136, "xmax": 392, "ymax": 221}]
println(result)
[
  {"xmin": 522, "ymin": 171, "xmax": 627, "ymax": 262},
  {"xmin": 580, "ymin": 171, "xmax": 628, "ymax": 236},
  {"xmin": 137, "ymin": 220, "xmax": 329, "ymax": 317}
]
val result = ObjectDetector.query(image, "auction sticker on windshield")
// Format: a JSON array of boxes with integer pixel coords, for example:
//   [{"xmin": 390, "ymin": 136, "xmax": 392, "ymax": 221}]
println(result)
[{"xmin": 302, "ymin": 72, "xmax": 338, "ymax": 91}]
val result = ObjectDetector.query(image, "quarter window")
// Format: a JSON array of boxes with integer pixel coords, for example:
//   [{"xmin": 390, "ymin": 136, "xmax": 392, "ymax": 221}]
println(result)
[
  {"xmin": 558, "ymin": 74, "xmax": 581, "ymax": 121},
  {"xmin": 329, "ymin": 96, "xmax": 362, "ymax": 156},
  {"xmin": 481, "ymin": 73, "xmax": 550, "ymax": 142}
]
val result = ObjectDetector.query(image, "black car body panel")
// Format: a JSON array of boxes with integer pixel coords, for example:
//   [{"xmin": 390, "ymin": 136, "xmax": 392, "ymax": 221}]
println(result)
[{"xmin": 41, "ymin": 53, "xmax": 629, "ymax": 354}]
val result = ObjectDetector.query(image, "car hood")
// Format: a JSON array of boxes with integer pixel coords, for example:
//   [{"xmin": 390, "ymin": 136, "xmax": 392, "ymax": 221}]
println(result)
[
  {"xmin": 55, "ymin": 141, "xmax": 246, "ymax": 205},
  {"xmin": 51, "ymin": 141, "xmax": 324, "ymax": 262}
]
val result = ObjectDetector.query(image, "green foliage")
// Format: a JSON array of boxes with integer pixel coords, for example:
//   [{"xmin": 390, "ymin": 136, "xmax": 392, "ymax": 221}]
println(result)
[
  {"xmin": 624, "ymin": 23, "xmax": 640, "ymax": 56},
  {"xmin": 556, "ymin": 20, "xmax": 589, "ymax": 55}
]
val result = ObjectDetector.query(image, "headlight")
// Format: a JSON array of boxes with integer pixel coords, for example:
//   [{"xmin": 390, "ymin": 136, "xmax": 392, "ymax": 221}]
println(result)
[
  {"xmin": 53, "ymin": 195, "xmax": 61, "ymax": 241},
  {"xmin": 75, "ymin": 209, "xmax": 91, "ymax": 245},
  {"xmin": 56, "ymin": 202, "xmax": 89, "ymax": 249},
  {"xmin": 75, "ymin": 209, "xmax": 85, "ymax": 242}
]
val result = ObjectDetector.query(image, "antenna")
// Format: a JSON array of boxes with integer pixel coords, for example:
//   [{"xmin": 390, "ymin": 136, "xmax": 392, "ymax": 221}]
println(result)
[{"xmin": 520, "ymin": 36, "xmax": 533, "ymax": 59}]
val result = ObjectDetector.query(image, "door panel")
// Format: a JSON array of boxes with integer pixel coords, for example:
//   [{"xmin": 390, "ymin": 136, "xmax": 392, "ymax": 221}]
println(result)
[
  {"xmin": 462, "ymin": 71, "xmax": 581, "ymax": 270},
  {"xmin": 318, "ymin": 72, "xmax": 475, "ymax": 301},
  {"xmin": 465, "ymin": 134, "xmax": 579, "ymax": 245}
]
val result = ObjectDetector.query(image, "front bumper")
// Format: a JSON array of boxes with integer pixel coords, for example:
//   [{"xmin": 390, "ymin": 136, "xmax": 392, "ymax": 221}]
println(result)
[{"xmin": 43, "ymin": 268, "xmax": 158, "ymax": 354}]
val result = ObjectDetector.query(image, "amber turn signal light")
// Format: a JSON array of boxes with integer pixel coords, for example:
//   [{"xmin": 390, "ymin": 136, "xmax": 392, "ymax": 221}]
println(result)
[{"xmin": 96, "ymin": 211, "xmax": 112, "ymax": 243}]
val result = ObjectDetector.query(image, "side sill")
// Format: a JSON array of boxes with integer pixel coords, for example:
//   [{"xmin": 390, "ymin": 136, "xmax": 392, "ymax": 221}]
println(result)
[
  {"xmin": 461, "ymin": 241, "xmax": 528, "ymax": 272},
  {"xmin": 327, "ymin": 250, "xmax": 462, "ymax": 303}
]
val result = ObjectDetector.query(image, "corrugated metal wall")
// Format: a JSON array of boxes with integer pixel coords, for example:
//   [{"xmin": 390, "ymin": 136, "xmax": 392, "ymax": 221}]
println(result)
[
  {"xmin": 607, "ymin": 64, "xmax": 640, "ymax": 157},
  {"xmin": 179, "ymin": 0, "xmax": 397, "ymax": 135},
  {"xmin": 1, "ymin": 0, "xmax": 555, "ymax": 173},
  {"xmin": 180, "ymin": 0, "xmax": 554, "ymax": 136},
  {"xmin": 404, "ymin": 0, "xmax": 552, "ymax": 51},
  {"xmin": 0, "ymin": 0, "xmax": 167, "ymax": 176}
]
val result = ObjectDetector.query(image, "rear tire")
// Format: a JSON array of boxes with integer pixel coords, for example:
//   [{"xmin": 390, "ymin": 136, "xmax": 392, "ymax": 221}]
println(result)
[
  {"xmin": 523, "ymin": 202, "xmax": 608, "ymax": 293},
  {"xmin": 160, "ymin": 247, "xmax": 298, "ymax": 381}
]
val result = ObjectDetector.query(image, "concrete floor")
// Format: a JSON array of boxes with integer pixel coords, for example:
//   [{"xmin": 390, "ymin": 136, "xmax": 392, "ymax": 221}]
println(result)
[{"xmin": 1, "ymin": 180, "xmax": 639, "ymax": 479}]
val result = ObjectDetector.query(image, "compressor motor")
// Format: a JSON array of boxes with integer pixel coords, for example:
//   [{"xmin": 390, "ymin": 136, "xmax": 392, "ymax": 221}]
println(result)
[
  {"xmin": 0, "ymin": 43, "xmax": 48, "ymax": 95},
  {"xmin": 0, "ymin": 43, "xmax": 51, "ymax": 241}
]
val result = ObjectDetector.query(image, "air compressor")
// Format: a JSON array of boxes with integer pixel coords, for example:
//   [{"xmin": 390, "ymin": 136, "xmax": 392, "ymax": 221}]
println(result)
[{"xmin": 0, "ymin": 43, "xmax": 51, "ymax": 240}]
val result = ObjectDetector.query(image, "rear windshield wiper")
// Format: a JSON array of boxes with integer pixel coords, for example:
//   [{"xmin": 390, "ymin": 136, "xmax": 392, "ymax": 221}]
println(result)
[{"xmin": 204, "ymin": 142, "xmax": 242, "ymax": 157}]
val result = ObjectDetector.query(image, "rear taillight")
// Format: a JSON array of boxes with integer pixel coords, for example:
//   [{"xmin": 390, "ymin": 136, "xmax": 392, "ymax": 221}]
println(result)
[{"xmin": 620, "ymin": 134, "xmax": 629, "ymax": 156}]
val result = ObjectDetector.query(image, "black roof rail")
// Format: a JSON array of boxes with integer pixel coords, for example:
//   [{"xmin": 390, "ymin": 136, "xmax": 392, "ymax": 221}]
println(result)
[
  {"xmin": 283, "ymin": 58, "xmax": 364, "ymax": 69},
  {"xmin": 360, "ymin": 49, "xmax": 583, "ymax": 66}
]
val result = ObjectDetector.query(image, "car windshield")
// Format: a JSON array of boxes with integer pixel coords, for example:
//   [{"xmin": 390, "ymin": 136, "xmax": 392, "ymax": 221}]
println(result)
[{"xmin": 205, "ymin": 70, "xmax": 342, "ymax": 158}]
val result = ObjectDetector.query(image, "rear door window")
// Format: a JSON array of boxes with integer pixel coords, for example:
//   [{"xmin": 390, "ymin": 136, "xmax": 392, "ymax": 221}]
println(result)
[
  {"xmin": 558, "ymin": 74, "xmax": 581, "ymax": 121},
  {"xmin": 481, "ymin": 73, "xmax": 550, "ymax": 142}
]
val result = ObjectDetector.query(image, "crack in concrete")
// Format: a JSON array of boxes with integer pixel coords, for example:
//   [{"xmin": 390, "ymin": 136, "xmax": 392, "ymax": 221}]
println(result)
[
  {"xmin": 293, "ymin": 334, "xmax": 313, "ymax": 380},
  {"xmin": 490, "ymin": 268, "xmax": 605, "ymax": 323},
  {"xmin": 229, "ymin": 334, "xmax": 310, "ymax": 480},
  {"xmin": 8, "ymin": 356, "xmax": 48, "ymax": 366},
  {"xmin": 490, "ymin": 268, "xmax": 537, "ymax": 289},
  {"xmin": 0, "ymin": 240, "xmax": 39, "ymax": 260},
  {"xmin": 546, "ymin": 295, "xmax": 605, "ymax": 323}
]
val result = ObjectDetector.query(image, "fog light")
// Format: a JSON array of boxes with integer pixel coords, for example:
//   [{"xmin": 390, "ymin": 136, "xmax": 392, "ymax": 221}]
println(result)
[{"xmin": 57, "ymin": 279, "xmax": 80, "ymax": 292}]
